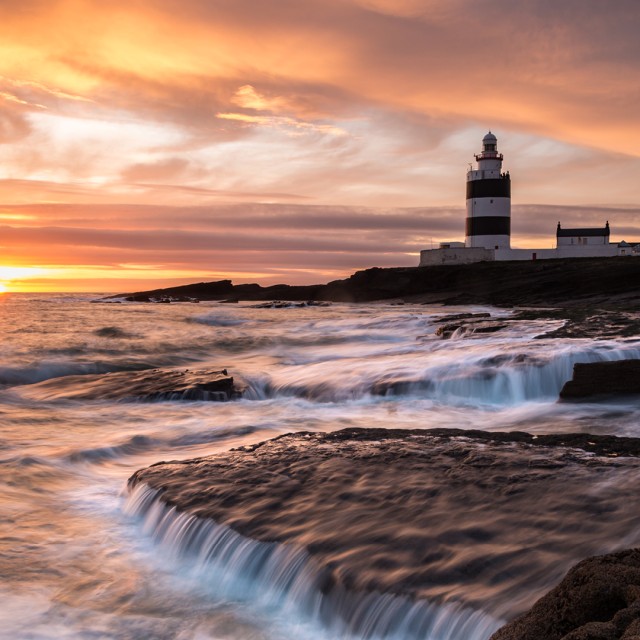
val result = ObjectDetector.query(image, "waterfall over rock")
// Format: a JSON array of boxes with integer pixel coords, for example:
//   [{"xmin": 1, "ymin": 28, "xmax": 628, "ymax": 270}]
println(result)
[{"xmin": 125, "ymin": 483, "xmax": 504, "ymax": 639}]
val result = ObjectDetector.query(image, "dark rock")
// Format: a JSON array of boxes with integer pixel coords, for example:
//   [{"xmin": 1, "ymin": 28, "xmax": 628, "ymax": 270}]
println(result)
[
  {"xmin": 559, "ymin": 360, "xmax": 640, "ymax": 400},
  {"xmin": 513, "ymin": 309, "xmax": 640, "ymax": 339},
  {"xmin": 473, "ymin": 323, "xmax": 509, "ymax": 334},
  {"xmin": 436, "ymin": 320, "xmax": 509, "ymax": 338},
  {"xmin": 435, "ymin": 322, "xmax": 464, "ymax": 337},
  {"xmin": 93, "ymin": 326, "xmax": 134, "ymax": 339},
  {"xmin": 20, "ymin": 368, "xmax": 242, "ymax": 402},
  {"xmin": 435, "ymin": 312, "xmax": 492, "ymax": 323},
  {"xmin": 125, "ymin": 294, "xmax": 151, "ymax": 302},
  {"xmin": 490, "ymin": 549, "xmax": 640, "ymax": 640},
  {"xmin": 108, "ymin": 258, "xmax": 640, "ymax": 308}
]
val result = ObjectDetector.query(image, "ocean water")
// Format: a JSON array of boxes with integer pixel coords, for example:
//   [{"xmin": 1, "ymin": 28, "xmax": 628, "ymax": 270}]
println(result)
[{"xmin": 1, "ymin": 294, "xmax": 640, "ymax": 639}]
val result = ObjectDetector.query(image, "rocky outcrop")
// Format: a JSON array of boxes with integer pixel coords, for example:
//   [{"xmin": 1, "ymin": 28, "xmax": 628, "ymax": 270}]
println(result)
[
  {"xmin": 128, "ymin": 428, "xmax": 640, "ymax": 622},
  {"xmin": 20, "ymin": 368, "xmax": 242, "ymax": 402},
  {"xmin": 512, "ymin": 309, "xmax": 640, "ymax": 339},
  {"xmin": 107, "ymin": 257, "xmax": 640, "ymax": 309},
  {"xmin": 559, "ymin": 360, "xmax": 640, "ymax": 400},
  {"xmin": 490, "ymin": 549, "xmax": 640, "ymax": 640}
]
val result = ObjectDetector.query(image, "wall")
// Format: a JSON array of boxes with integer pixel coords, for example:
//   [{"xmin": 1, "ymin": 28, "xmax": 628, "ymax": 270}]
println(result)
[
  {"xmin": 557, "ymin": 235, "xmax": 609, "ymax": 246},
  {"xmin": 419, "ymin": 247, "xmax": 494, "ymax": 266},
  {"xmin": 495, "ymin": 245, "xmax": 620, "ymax": 261}
]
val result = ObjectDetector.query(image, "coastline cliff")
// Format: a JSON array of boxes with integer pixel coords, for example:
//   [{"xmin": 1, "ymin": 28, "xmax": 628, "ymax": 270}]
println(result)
[{"xmin": 111, "ymin": 257, "xmax": 640, "ymax": 309}]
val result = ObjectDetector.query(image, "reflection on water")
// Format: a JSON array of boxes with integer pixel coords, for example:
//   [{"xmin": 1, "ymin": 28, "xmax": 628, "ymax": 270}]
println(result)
[{"xmin": 1, "ymin": 294, "xmax": 640, "ymax": 639}]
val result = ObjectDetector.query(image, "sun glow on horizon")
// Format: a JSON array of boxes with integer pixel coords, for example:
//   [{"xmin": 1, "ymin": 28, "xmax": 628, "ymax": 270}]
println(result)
[{"xmin": 0, "ymin": 266, "xmax": 49, "ymax": 292}]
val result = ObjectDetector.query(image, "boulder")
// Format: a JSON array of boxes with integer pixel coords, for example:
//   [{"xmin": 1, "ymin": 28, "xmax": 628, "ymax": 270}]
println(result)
[
  {"xmin": 559, "ymin": 360, "xmax": 640, "ymax": 400},
  {"xmin": 490, "ymin": 549, "xmax": 640, "ymax": 640}
]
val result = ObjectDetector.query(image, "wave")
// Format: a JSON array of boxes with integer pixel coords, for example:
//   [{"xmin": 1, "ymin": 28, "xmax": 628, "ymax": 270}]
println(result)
[
  {"xmin": 0, "ymin": 354, "xmax": 214, "ymax": 389},
  {"xmin": 69, "ymin": 426, "xmax": 259, "ymax": 464},
  {"xmin": 125, "ymin": 484, "xmax": 503, "ymax": 640},
  {"xmin": 188, "ymin": 313, "xmax": 247, "ymax": 327},
  {"xmin": 0, "ymin": 360, "xmax": 150, "ymax": 387}
]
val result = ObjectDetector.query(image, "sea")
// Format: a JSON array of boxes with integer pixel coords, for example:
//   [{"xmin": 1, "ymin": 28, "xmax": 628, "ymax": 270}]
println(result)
[{"xmin": 1, "ymin": 293, "xmax": 640, "ymax": 640}]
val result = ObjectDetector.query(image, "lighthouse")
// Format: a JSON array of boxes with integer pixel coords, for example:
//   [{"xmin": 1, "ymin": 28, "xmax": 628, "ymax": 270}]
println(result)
[{"xmin": 465, "ymin": 132, "xmax": 511, "ymax": 249}]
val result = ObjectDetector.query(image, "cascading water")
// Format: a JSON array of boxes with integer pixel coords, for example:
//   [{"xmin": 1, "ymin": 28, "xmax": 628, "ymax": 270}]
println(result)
[
  {"xmin": 240, "ymin": 341, "xmax": 640, "ymax": 406},
  {"xmin": 125, "ymin": 484, "xmax": 505, "ymax": 640}
]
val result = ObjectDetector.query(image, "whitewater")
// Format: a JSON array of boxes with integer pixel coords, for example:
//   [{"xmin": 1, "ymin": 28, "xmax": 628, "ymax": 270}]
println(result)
[{"xmin": 1, "ymin": 294, "xmax": 640, "ymax": 639}]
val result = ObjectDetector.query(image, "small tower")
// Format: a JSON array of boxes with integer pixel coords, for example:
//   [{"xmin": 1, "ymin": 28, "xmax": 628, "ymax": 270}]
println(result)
[{"xmin": 465, "ymin": 132, "xmax": 511, "ymax": 250}]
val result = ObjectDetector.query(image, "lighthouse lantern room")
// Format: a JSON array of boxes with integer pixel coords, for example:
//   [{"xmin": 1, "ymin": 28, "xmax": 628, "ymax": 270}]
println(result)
[{"xmin": 465, "ymin": 132, "xmax": 511, "ymax": 250}]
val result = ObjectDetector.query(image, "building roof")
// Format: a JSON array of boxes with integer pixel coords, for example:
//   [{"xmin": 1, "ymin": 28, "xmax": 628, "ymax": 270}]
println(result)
[
  {"xmin": 557, "ymin": 227, "xmax": 610, "ymax": 237},
  {"xmin": 556, "ymin": 222, "xmax": 610, "ymax": 237}
]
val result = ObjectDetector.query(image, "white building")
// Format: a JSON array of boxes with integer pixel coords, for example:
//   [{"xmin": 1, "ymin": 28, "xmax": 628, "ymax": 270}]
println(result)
[{"xmin": 420, "ymin": 133, "xmax": 637, "ymax": 266}]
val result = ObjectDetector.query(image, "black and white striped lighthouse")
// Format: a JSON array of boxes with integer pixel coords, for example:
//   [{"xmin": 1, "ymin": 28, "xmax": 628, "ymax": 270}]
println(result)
[{"xmin": 465, "ymin": 132, "xmax": 511, "ymax": 249}]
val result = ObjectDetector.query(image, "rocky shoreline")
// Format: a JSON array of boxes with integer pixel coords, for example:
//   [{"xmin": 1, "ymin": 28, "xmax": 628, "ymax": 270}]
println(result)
[
  {"xmin": 108, "ymin": 257, "xmax": 640, "ymax": 310},
  {"xmin": 128, "ymin": 428, "xmax": 640, "ymax": 636}
]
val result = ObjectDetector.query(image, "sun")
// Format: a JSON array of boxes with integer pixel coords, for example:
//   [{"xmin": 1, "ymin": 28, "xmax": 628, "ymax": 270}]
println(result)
[{"xmin": 0, "ymin": 266, "xmax": 47, "ymax": 292}]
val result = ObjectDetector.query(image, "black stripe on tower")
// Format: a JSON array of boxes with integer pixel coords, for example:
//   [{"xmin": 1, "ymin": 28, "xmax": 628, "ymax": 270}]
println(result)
[
  {"xmin": 466, "ymin": 216, "xmax": 511, "ymax": 237},
  {"xmin": 466, "ymin": 177, "xmax": 511, "ymax": 199}
]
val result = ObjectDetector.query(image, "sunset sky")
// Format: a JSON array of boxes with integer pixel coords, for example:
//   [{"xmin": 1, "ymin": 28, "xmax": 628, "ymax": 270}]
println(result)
[{"xmin": 1, "ymin": 0, "xmax": 639, "ymax": 292}]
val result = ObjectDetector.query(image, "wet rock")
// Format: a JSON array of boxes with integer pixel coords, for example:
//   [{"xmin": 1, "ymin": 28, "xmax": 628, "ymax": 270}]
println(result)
[
  {"xmin": 512, "ymin": 309, "xmax": 640, "ymax": 340},
  {"xmin": 128, "ymin": 427, "xmax": 640, "ymax": 619},
  {"xmin": 436, "ymin": 320, "xmax": 509, "ymax": 339},
  {"xmin": 559, "ymin": 360, "xmax": 640, "ymax": 400},
  {"xmin": 125, "ymin": 294, "xmax": 151, "ymax": 302},
  {"xmin": 490, "ymin": 549, "xmax": 640, "ymax": 640},
  {"xmin": 435, "ymin": 322, "xmax": 464, "ymax": 337},
  {"xmin": 434, "ymin": 312, "xmax": 492, "ymax": 323},
  {"xmin": 93, "ymin": 326, "xmax": 134, "ymax": 339},
  {"xmin": 20, "ymin": 368, "xmax": 242, "ymax": 402}
]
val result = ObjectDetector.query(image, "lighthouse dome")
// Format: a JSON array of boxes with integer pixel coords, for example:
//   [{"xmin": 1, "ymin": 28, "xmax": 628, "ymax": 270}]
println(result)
[{"xmin": 482, "ymin": 131, "xmax": 498, "ymax": 152}]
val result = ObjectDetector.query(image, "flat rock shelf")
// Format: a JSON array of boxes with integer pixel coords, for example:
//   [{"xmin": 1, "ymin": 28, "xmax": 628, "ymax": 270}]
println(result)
[
  {"xmin": 18, "ymin": 368, "xmax": 241, "ymax": 402},
  {"xmin": 127, "ymin": 428, "xmax": 640, "ymax": 639}
]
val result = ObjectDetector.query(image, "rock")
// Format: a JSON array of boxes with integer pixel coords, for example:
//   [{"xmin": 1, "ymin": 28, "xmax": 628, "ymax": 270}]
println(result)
[
  {"xmin": 108, "ymin": 258, "xmax": 640, "ymax": 308},
  {"xmin": 559, "ymin": 360, "xmax": 640, "ymax": 400},
  {"xmin": 473, "ymin": 323, "xmax": 509, "ymax": 334},
  {"xmin": 436, "ymin": 320, "xmax": 508, "ymax": 338},
  {"xmin": 125, "ymin": 294, "xmax": 151, "ymax": 302},
  {"xmin": 513, "ymin": 309, "xmax": 640, "ymax": 340},
  {"xmin": 436, "ymin": 322, "xmax": 464, "ymax": 337},
  {"xmin": 434, "ymin": 312, "xmax": 492, "ymax": 323},
  {"xmin": 251, "ymin": 300, "xmax": 331, "ymax": 309},
  {"xmin": 490, "ymin": 549, "xmax": 640, "ymax": 640},
  {"xmin": 128, "ymin": 428, "xmax": 640, "ymax": 620},
  {"xmin": 19, "ymin": 368, "xmax": 242, "ymax": 402}
]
